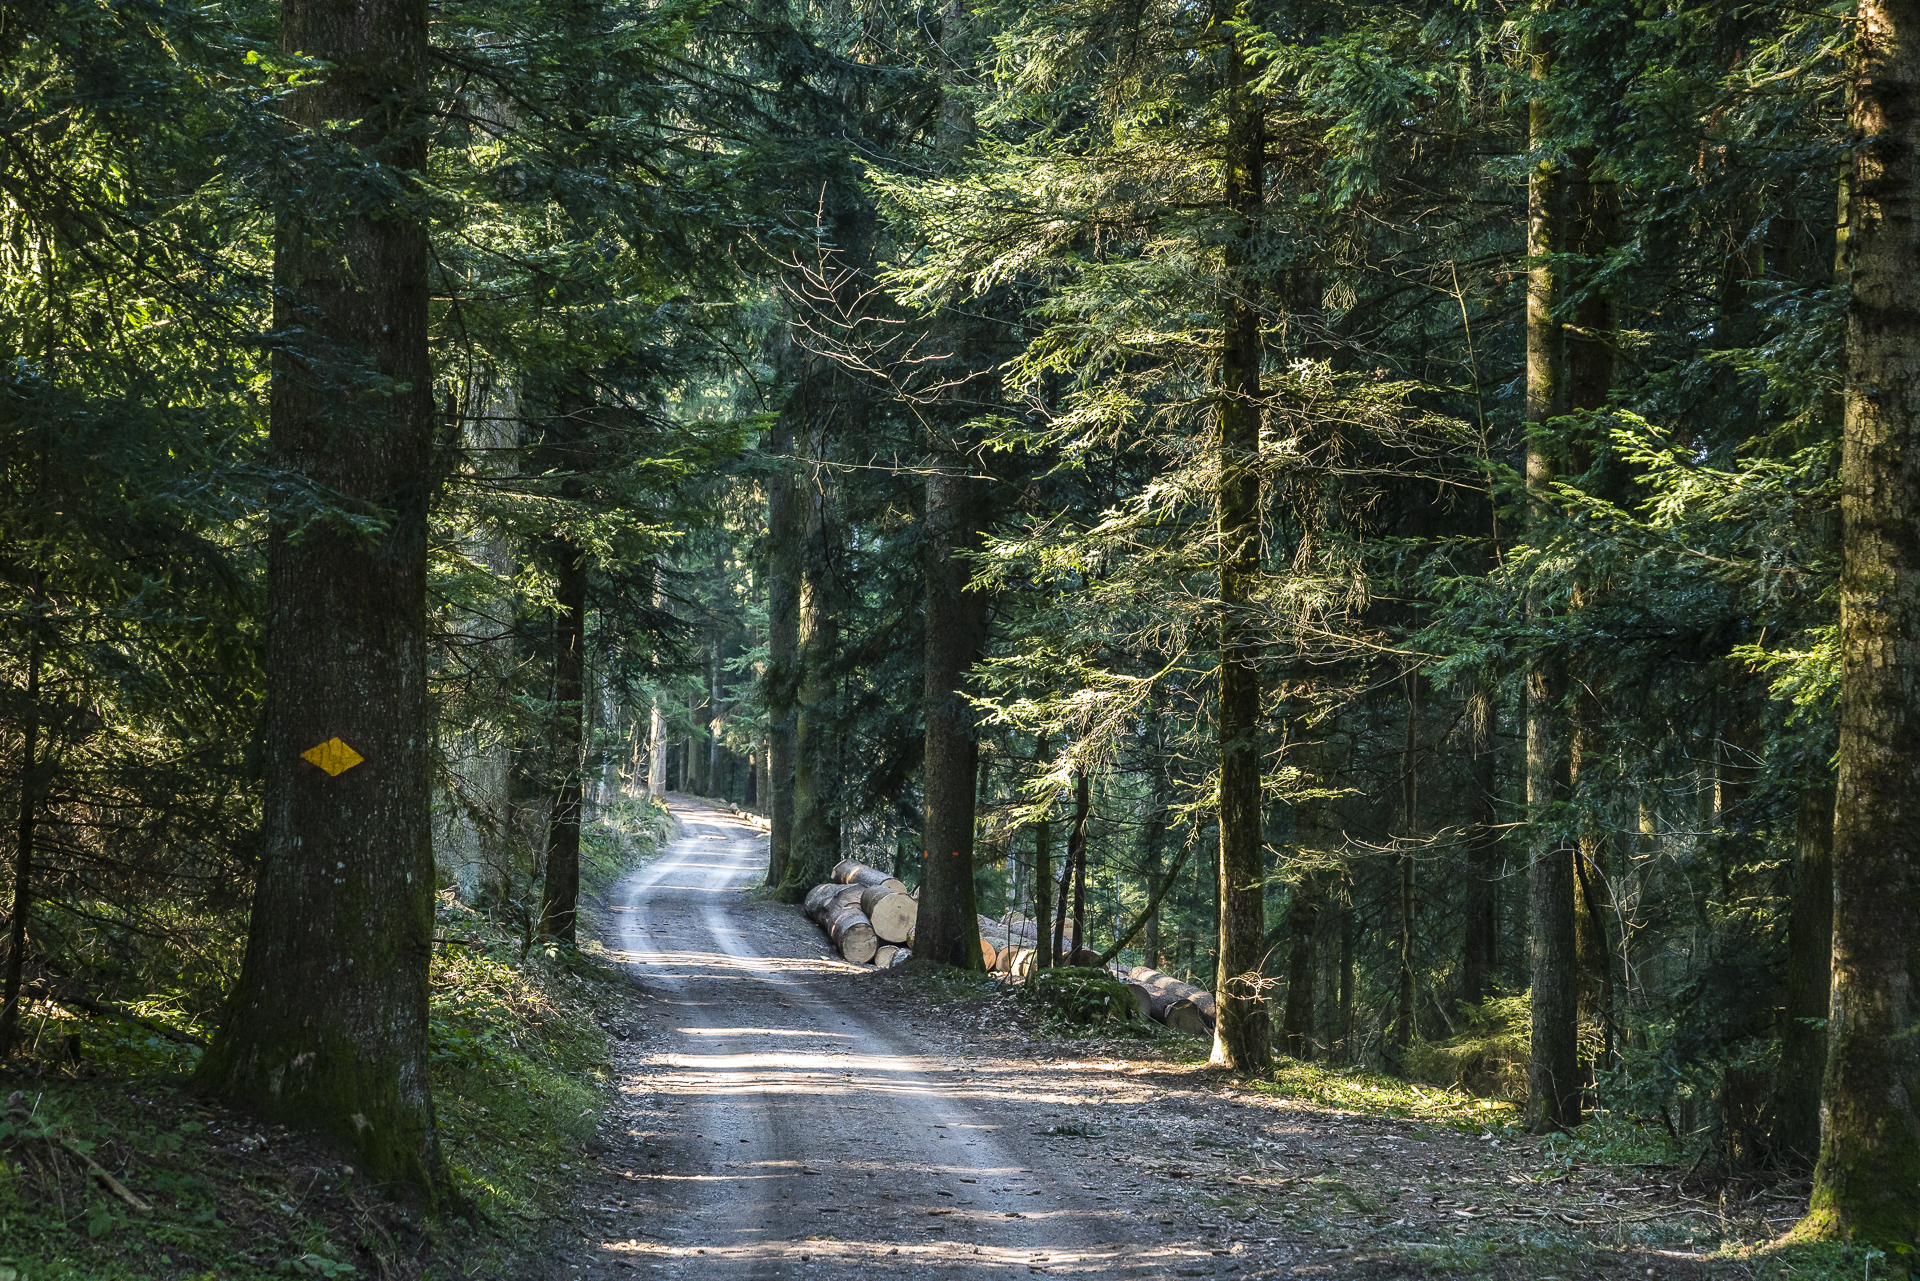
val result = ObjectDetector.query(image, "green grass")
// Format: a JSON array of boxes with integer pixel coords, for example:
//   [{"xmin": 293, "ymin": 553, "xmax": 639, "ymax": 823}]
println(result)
[{"xmin": 1249, "ymin": 1056, "xmax": 1524, "ymax": 1130}]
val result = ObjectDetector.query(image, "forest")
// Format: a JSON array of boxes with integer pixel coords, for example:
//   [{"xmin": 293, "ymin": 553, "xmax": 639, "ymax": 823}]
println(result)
[{"xmin": 3, "ymin": 0, "xmax": 1918, "ymax": 1268}]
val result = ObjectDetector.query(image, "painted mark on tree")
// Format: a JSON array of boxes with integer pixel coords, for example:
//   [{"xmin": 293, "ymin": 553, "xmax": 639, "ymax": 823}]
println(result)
[{"xmin": 301, "ymin": 737, "xmax": 364, "ymax": 776}]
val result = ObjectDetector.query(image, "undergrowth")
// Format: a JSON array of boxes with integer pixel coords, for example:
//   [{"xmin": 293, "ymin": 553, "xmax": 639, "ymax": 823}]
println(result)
[
  {"xmin": 1017, "ymin": 966, "xmax": 1152, "ymax": 1034},
  {"xmin": 1254, "ymin": 1057, "xmax": 1523, "ymax": 1130},
  {"xmin": 0, "ymin": 792, "xmax": 669, "ymax": 1280}
]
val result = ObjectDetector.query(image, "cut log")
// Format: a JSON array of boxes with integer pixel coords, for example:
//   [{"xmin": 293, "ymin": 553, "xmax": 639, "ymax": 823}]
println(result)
[
  {"xmin": 874, "ymin": 944, "xmax": 901, "ymax": 968},
  {"xmin": 832, "ymin": 860, "xmax": 908, "ymax": 895},
  {"xmin": 860, "ymin": 886, "xmax": 917, "ymax": 944},
  {"xmin": 981, "ymin": 937, "xmax": 998, "ymax": 971},
  {"xmin": 1121, "ymin": 982, "xmax": 1156, "ymax": 1022},
  {"xmin": 833, "ymin": 882, "xmax": 867, "ymax": 908},
  {"xmin": 1166, "ymin": 998, "xmax": 1212, "ymax": 1036},
  {"xmin": 887, "ymin": 947, "xmax": 911, "ymax": 967},
  {"xmin": 803, "ymin": 882, "xmax": 842, "ymax": 924},
  {"xmin": 1122, "ymin": 965, "xmax": 1217, "ymax": 1030},
  {"xmin": 826, "ymin": 903, "xmax": 879, "ymax": 965}
]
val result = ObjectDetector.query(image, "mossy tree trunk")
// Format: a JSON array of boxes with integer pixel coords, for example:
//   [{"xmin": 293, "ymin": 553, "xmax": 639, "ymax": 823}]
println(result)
[
  {"xmin": 198, "ymin": 0, "xmax": 443, "ymax": 1198},
  {"xmin": 1524, "ymin": 13, "xmax": 1580, "ymax": 1135},
  {"xmin": 1804, "ymin": 0, "xmax": 1920, "ymax": 1244},
  {"xmin": 1210, "ymin": 10, "xmax": 1271, "ymax": 1074},
  {"xmin": 1780, "ymin": 783, "xmax": 1834, "ymax": 1168},
  {"xmin": 765, "ymin": 409, "xmax": 800, "ymax": 887}
]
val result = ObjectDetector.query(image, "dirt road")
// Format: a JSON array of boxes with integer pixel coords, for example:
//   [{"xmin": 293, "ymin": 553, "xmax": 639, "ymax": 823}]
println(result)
[
  {"xmin": 543, "ymin": 797, "xmax": 1764, "ymax": 1281},
  {"xmin": 573, "ymin": 796, "xmax": 1201, "ymax": 1279}
]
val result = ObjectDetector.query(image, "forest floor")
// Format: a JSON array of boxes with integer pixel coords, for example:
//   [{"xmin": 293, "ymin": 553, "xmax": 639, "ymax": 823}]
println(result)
[
  {"xmin": 553, "ymin": 796, "xmax": 1859, "ymax": 1281},
  {"xmin": 0, "ymin": 795, "xmax": 1867, "ymax": 1281}
]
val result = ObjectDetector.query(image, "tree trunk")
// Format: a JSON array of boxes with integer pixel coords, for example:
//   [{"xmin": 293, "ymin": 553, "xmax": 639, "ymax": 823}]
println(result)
[
  {"xmin": 646, "ymin": 687, "xmax": 666, "ymax": 800},
  {"xmin": 0, "ymin": 588, "xmax": 40, "ymax": 1057},
  {"xmin": 707, "ymin": 630, "xmax": 723, "ymax": 795},
  {"xmin": 1396, "ymin": 673, "xmax": 1419, "ymax": 1058},
  {"xmin": 1524, "ymin": 15, "xmax": 1580, "ymax": 1136},
  {"xmin": 1780, "ymin": 783, "xmax": 1835, "ymax": 1168},
  {"xmin": 1033, "ymin": 735, "xmax": 1054, "ymax": 969},
  {"xmin": 1210, "ymin": 12, "xmax": 1271, "ymax": 1075},
  {"xmin": 916, "ymin": 466, "xmax": 988, "ymax": 968},
  {"xmin": 790, "ymin": 453, "xmax": 840, "ymax": 895},
  {"xmin": 766, "ymin": 415, "xmax": 800, "ymax": 884},
  {"xmin": 1460, "ymin": 726, "xmax": 1500, "ymax": 1009},
  {"xmin": 197, "ymin": 0, "xmax": 442, "ymax": 1196},
  {"xmin": 1069, "ymin": 769, "xmax": 1090, "ymax": 955},
  {"xmin": 1338, "ymin": 901, "xmax": 1354, "ymax": 1061},
  {"xmin": 1805, "ymin": 1, "xmax": 1920, "ymax": 1240},
  {"xmin": 1143, "ymin": 796, "xmax": 1166, "ymax": 969},
  {"xmin": 1282, "ymin": 875, "xmax": 1318, "ymax": 1061},
  {"xmin": 539, "ymin": 540, "xmax": 586, "ymax": 943}
]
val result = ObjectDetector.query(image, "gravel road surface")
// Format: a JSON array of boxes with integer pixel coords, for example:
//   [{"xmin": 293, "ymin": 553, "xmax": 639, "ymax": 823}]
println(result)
[{"xmin": 570, "ymin": 797, "xmax": 1205, "ymax": 1279}]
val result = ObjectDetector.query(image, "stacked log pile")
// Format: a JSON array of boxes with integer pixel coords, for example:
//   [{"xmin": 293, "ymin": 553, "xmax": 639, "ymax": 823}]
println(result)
[
  {"xmin": 797, "ymin": 871, "xmax": 1218, "ymax": 1031},
  {"xmin": 802, "ymin": 860, "xmax": 917, "ymax": 967},
  {"xmin": 977, "ymin": 916, "xmax": 1098, "ymax": 975},
  {"xmin": 1118, "ymin": 965, "xmax": 1216, "ymax": 1035}
]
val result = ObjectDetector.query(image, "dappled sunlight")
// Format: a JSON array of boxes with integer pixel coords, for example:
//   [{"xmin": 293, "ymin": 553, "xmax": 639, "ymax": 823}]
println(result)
[{"xmin": 673, "ymin": 1026, "xmax": 855, "ymax": 1039}]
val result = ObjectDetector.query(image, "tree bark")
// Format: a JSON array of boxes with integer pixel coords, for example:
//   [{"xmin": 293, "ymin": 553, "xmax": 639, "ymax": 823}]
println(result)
[
  {"xmin": 789, "ymin": 452, "xmax": 840, "ymax": 895},
  {"xmin": 1525, "ymin": 13, "xmax": 1580, "ymax": 1135},
  {"xmin": 1210, "ymin": 14, "xmax": 1270, "ymax": 1074},
  {"xmin": 198, "ymin": 0, "xmax": 442, "ymax": 1196},
  {"xmin": 1780, "ymin": 783, "xmax": 1835, "ymax": 1168},
  {"xmin": 1027, "ymin": 739, "xmax": 1053, "ymax": 971},
  {"xmin": 707, "ymin": 627, "xmax": 724, "ymax": 795},
  {"xmin": 538, "ymin": 539, "xmax": 586, "ymax": 943},
  {"xmin": 915, "ymin": 466, "xmax": 988, "ymax": 968},
  {"xmin": 1069, "ymin": 769, "xmax": 1090, "ymax": 955},
  {"xmin": 0, "ymin": 582, "xmax": 40, "ymax": 1057},
  {"xmin": 766, "ymin": 415, "xmax": 800, "ymax": 884},
  {"xmin": 1282, "ymin": 875, "xmax": 1318, "ymax": 1061},
  {"xmin": 1460, "ymin": 725, "xmax": 1500, "ymax": 1009},
  {"xmin": 1805, "ymin": 0, "xmax": 1920, "ymax": 1241},
  {"xmin": 1395, "ymin": 673, "xmax": 1420, "ymax": 1058}
]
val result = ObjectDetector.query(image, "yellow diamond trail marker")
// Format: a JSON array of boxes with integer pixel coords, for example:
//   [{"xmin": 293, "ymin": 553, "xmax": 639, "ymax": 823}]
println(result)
[{"xmin": 301, "ymin": 737, "xmax": 364, "ymax": 777}]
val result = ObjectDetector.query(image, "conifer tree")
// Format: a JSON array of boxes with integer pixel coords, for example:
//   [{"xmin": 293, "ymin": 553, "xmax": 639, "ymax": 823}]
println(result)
[{"xmin": 198, "ymin": 0, "xmax": 444, "ymax": 1196}]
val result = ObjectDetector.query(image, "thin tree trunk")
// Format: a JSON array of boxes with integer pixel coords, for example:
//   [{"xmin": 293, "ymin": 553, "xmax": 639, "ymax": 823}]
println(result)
[
  {"xmin": 647, "ymin": 719, "xmax": 665, "ymax": 797},
  {"xmin": 197, "ymin": 0, "xmax": 442, "ymax": 1194},
  {"xmin": 539, "ymin": 542, "xmax": 586, "ymax": 943},
  {"xmin": 766, "ymin": 414, "xmax": 800, "ymax": 883},
  {"xmin": 1032, "ymin": 734, "xmax": 1054, "ymax": 969},
  {"xmin": 1780, "ymin": 783, "xmax": 1835, "ymax": 1168},
  {"xmin": 1338, "ymin": 899, "xmax": 1354, "ymax": 1061},
  {"xmin": 1283, "ymin": 875, "xmax": 1318, "ymax": 1061},
  {"xmin": 695, "ymin": 679, "xmax": 718, "ymax": 802},
  {"xmin": 646, "ymin": 665, "xmax": 666, "ymax": 801},
  {"xmin": 1068, "ymin": 770, "xmax": 1090, "ymax": 956},
  {"xmin": 1396, "ymin": 673, "xmax": 1419, "ymax": 1058},
  {"xmin": 0, "ymin": 585, "xmax": 40, "ymax": 1057},
  {"xmin": 1460, "ymin": 725, "xmax": 1499, "ymax": 1009},
  {"xmin": 1805, "ymin": 0, "xmax": 1920, "ymax": 1237},
  {"xmin": 707, "ymin": 628, "xmax": 723, "ymax": 795},
  {"xmin": 1210, "ymin": 11, "xmax": 1271, "ymax": 1074},
  {"xmin": 1524, "ymin": 13, "xmax": 1580, "ymax": 1136},
  {"xmin": 790, "ymin": 484, "xmax": 840, "ymax": 894}
]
